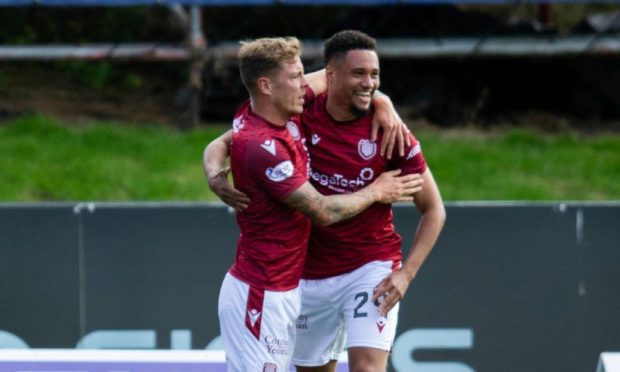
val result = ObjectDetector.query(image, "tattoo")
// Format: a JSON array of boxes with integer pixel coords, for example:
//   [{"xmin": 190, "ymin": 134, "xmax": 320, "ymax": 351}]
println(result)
[
  {"xmin": 284, "ymin": 184, "xmax": 324, "ymax": 223},
  {"xmin": 283, "ymin": 182, "xmax": 375, "ymax": 226}
]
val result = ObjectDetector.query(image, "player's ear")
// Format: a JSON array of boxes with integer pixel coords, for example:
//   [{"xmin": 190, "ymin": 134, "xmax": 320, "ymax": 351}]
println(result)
[
  {"xmin": 257, "ymin": 76, "xmax": 272, "ymax": 96},
  {"xmin": 326, "ymin": 65, "xmax": 339, "ymax": 90},
  {"xmin": 325, "ymin": 65, "xmax": 335, "ymax": 85}
]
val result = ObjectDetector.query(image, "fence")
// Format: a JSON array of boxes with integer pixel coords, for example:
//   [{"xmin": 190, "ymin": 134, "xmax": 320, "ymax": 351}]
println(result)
[{"xmin": 1, "ymin": 0, "xmax": 620, "ymax": 127}]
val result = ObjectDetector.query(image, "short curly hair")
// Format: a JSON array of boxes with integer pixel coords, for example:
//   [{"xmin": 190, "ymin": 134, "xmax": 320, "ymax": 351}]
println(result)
[
  {"xmin": 324, "ymin": 30, "xmax": 377, "ymax": 65},
  {"xmin": 238, "ymin": 37, "xmax": 302, "ymax": 94}
]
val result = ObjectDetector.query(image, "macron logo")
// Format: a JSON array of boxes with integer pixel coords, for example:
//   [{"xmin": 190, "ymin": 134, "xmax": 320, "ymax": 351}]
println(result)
[
  {"xmin": 248, "ymin": 309, "xmax": 261, "ymax": 327},
  {"xmin": 376, "ymin": 317, "xmax": 387, "ymax": 333},
  {"xmin": 261, "ymin": 140, "xmax": 276, "ymax": 156},
  {"xmin": 407, "ymin": 144, "xmax": 421, "ymax": 160},
  {"xmin": 311, "ymin": 134, "xmax": 321, "ymax": 145}
]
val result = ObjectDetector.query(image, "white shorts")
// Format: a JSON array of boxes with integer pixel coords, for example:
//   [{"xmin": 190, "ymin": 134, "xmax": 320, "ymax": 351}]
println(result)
[
  {"xmin": 218, "ymin": 273, "xmax": 301, "ymax": 372},
  {"xmin": 292, "ymin": 261, "xmax": 399, "ymax": 367}
]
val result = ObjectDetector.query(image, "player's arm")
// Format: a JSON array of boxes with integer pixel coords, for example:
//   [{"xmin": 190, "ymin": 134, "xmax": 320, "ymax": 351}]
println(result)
[
  {"xmin": 282, "ymin": 170, "xmax": 424, "ymax": 227},
  {"xmin": 304, "ymin": 68, "xmax": 327, "ymax": 96},
  {"xmin": 371, "ymin": 90, "xmax": 411, "ymax": 159},
  {"xmin": 372, "ymin": 168, "xmax": 446, "ymax": 315},
  {"xmin": 203, "ymin": 130, "xmax": 250, "ymax": 211}
]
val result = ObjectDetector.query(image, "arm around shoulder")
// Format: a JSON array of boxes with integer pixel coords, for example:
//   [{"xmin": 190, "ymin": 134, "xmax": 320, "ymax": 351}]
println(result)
[
  {"xmin": 203, "ymin": 129, "xmax": 233, "ymax": 180},
  {"xmin": 203, "ymin": 129, "xmax": 250, "ymax": 211},
  {"xmin": 304, "ymin": 69, "xmax": 327, "ymax": 96}
]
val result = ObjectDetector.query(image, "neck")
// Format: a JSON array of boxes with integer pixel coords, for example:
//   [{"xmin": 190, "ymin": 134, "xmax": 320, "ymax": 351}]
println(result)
[
  {"xmin": 250, "ymin": 98, "xmax": 288, "ymax": 127},
  {"xmin": 326, "ymin": 95, "xmax": 357, "ymax": 122}
]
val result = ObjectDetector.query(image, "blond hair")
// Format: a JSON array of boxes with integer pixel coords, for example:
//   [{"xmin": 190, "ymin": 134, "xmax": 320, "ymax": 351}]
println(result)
[{"xmin": 238, "ymin": 37, "xmax": 302, "ymax": 94}]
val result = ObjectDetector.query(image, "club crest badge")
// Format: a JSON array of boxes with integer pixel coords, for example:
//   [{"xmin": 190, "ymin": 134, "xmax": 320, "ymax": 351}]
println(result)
[
  {"xmin": 232, "ymin": 116, "xmax": 244, "ymax": 133},
  {"xmin": 286, "ymin": 121, "xmax": 300, "ymax": 140},
  {"xmin": 263, "ymin": 363, "xmax": 277, "ymax": 372},
  {"xmin": 358, "ymin": 139, "xmax": 377, "ymax": 160}
]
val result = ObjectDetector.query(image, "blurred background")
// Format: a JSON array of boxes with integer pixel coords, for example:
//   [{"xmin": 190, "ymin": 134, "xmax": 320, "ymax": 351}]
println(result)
[{"xmin": 1, "ymin": 2, "xmax": 620, "ymax": 129}]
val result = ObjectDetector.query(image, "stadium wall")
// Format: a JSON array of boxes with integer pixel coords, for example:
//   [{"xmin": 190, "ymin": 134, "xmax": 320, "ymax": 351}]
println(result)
[{"xmin": 0, "ymin": 202, "xmax": 618, "ymax": 371}]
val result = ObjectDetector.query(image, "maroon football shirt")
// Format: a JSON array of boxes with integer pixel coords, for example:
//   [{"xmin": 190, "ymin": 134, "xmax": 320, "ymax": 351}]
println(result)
[
  {"xmin": 228, "ymin": 100, "xmax": 311, "ymax": 291},
  {"xmin": 300, "ymin": 93, "xmax": 427, "ymax": 279}
]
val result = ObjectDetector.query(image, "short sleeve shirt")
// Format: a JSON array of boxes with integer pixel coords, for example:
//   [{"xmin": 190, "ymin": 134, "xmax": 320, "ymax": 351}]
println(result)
[
  {"xmin": 300, "ymin": 93, "xmax": 427, "ymax": 279},
  {"xmin": 229, "ymin": 100, "xmax": 311, "ymax": 290}
]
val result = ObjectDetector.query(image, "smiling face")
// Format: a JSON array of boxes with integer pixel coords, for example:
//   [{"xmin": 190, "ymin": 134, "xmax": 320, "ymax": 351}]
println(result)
[{"xmin": 327, "ymin": 49, "xmax": 380, "ymax": 118}]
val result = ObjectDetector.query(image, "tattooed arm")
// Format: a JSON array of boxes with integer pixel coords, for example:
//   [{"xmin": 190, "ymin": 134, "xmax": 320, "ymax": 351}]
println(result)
[{"xmin": 282, "ymin": 169, "xmax": 424, "ymax": 226}]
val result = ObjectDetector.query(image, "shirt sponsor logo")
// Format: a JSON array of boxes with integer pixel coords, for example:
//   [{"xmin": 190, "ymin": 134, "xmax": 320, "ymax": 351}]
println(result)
[
  {"xmin": 358, "ymin": 139, "xmax": 377, "ymax": 160},
  {"xmin": 287, "ymin": 121, "xmax": 300, "ymax": 140},
  {"xmin": 264, "ymin": 335, "xmax": 289, "ymax": 355},
  {"xmin": 311, "ymin": 133, "xmax": 321, "ymax": 145},
  {"xmin": 310, "ymin": 167, "xmax": 374, "ymax": 193},
  {"xmin": 407, "ymin": 143, "xmax": 421, "ymax": 160},
  {"xmin": 232, "ymin": 116, "xmax": 244, "ymax": 133},
  {"xmin": 261, "ymin": 140, "xmax": 276, "ymax": 156},
  {"xmin": 296, "ymin": 315, "xmax": 308, "ymax": 330},
  {"xmin": 266, "ymin": 161, "xmax": 294, "ymax": 182}
]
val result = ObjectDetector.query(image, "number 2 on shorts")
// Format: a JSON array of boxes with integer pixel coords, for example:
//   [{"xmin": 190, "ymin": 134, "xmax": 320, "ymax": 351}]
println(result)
[{"xmin": 354, "ymin": 292, "xmax": 368, "ymax": 318}]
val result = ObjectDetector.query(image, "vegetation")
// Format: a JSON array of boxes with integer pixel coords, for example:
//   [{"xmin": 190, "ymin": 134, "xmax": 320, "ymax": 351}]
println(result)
[
  {"xmin": 422, "ymin": 126, "xmax": 620, "ymax": 200},
  {"xmin": 1, "ymin": 115, "xmax": 618, "ymax": 202},
  {"xmin": 0, "ymin": 115, "xmax": 220, "ymax": 201}
]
